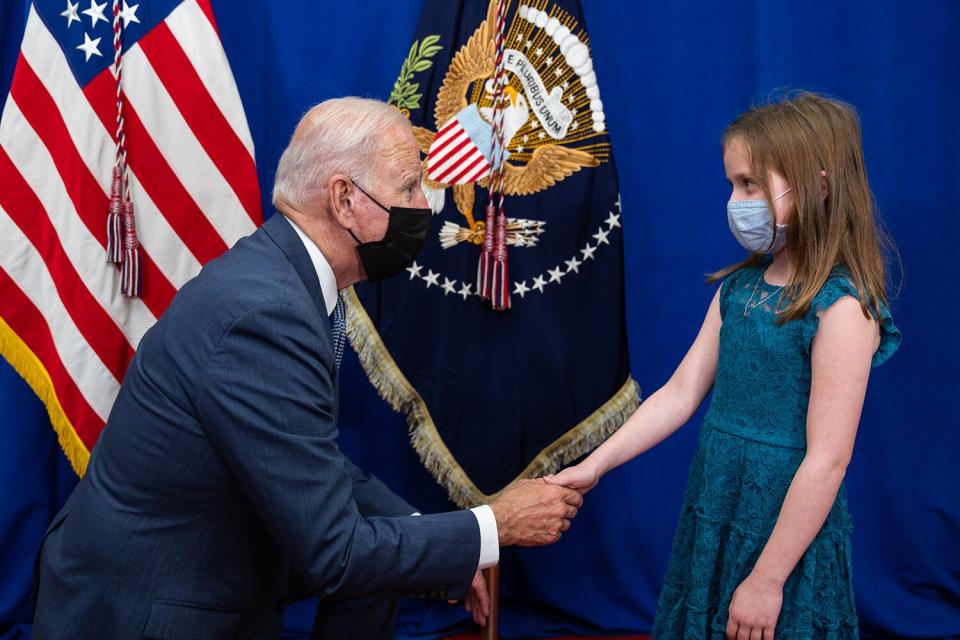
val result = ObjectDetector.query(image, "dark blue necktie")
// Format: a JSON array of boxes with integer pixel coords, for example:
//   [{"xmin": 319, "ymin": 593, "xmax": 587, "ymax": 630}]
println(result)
[{"xmin": 330, "ymin": 295, "xmax": 345, "ymax": 370}]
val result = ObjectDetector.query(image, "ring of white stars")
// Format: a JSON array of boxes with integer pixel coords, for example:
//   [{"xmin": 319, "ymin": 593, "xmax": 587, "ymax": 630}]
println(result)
[
  {"xmin": 441, "ymin": 277, "xmax": 457, "ymax": 296},
  {"xmin": 403, "ymin": 195, "xmax": 623, "ymax": 303}
]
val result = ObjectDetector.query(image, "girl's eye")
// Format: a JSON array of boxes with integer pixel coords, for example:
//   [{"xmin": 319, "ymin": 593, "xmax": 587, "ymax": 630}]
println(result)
[{"xmin": 742, "ymin": 179, "xmax": 755, "ymax": 189}]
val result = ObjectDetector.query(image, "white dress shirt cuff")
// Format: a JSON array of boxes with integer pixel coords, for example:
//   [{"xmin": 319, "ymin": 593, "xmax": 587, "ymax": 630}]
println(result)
[{"xmin": 470, "ymin": 505, "xmax": 500, "ymax": 569}]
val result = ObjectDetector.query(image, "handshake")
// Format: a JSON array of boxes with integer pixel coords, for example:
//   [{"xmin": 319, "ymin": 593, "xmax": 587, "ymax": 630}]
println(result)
[
  {"xmin": 459, "ymin": 465, "xmax": 599, "ymax": 625},
  {"xmin": 488, "ymin": 462, "xmax": 600, "ymax": 547}
]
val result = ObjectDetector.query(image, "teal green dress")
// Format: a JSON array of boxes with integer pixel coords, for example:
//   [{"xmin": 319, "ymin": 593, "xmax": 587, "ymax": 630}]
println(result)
[{"xmin": 652, "ymin": 260, "xmax": 901, "ymax": 639}]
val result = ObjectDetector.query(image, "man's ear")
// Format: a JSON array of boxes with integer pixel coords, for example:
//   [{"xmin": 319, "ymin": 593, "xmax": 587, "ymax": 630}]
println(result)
[
  {"xmin": 328, "ymin": 174, "xmax": 356, "ymax": 229},
  {"xmin": 820, "ymin": 170, "xmax": 829, "ymax": 200}
]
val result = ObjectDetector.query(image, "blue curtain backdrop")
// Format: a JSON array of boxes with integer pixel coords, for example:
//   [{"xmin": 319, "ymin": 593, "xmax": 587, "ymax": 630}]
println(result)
[{"xmin": 1, "ymin": 1, "xmax": 958, "ymax": 638}]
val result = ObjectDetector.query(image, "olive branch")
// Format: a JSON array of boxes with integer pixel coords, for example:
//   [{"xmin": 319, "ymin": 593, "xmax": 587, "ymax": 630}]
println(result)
[{"xmin": 388, "ymin": 34, "xmax": 442, "ymax": 112}]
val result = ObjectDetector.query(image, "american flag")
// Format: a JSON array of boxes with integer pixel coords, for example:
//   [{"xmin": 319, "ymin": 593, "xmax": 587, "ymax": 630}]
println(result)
[{"xmin": 0, "ymin": 0, "xmax": 262, "ymax": 473}]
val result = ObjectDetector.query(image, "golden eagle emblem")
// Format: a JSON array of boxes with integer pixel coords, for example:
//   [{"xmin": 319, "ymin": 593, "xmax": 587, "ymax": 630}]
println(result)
[{"xmin": 406, "ymin": 0, "xmax": 611, "ymax": 249}]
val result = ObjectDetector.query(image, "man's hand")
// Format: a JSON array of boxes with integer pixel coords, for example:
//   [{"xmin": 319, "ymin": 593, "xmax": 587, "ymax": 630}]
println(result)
[
  {"xmin": 489, "ymin": 478, "xmax": 582, "ymax": 546},
  {"xmin": 463, "ymin": 570, "xmax": 489, "ymax": 626}
]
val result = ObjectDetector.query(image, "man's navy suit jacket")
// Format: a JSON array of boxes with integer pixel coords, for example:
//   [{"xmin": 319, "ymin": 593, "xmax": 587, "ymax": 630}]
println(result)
[{"xmin": 32, "ymin": 213, "xmax": 480, "ymax": 639}]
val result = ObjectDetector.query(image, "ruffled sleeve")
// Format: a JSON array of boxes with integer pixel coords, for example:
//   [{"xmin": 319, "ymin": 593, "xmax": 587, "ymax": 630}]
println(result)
[
  {"xmin": 719, "ymin": 265, "xmax": 752, "ymax": 321},
  {"xmin": 718, "ymin": 273, "xmax": 734, "ymax": 321},
  {"xmin": 805, "ymin": 275, "xmax": 902, "ymax": 367}
]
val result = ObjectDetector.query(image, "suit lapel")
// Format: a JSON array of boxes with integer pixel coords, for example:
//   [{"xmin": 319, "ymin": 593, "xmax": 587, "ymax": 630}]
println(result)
[
  {"xmin": 262, "ymin": 213, "xmax": 341, "ymax": 408},
  {"xmin": 262, "ymin": 213, "xmax": 329, "ymax": 317}
]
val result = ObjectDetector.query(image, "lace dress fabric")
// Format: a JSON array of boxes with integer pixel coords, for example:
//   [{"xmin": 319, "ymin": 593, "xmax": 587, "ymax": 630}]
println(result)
[{"xmin": 652, "ymin": 260, "xmax": 901, "ymax": 639}]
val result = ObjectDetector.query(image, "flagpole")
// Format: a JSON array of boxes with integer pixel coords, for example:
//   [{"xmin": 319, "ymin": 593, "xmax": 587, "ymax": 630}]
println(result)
[{"xmin": 482, "ymin": 565, "xmax": 500, "ymax": 640}]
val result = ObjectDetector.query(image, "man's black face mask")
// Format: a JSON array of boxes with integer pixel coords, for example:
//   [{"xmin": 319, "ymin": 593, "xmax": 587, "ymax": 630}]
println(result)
[{"xmin": 347, "ymin": 179, "xmax": 431, "ymax": 282}]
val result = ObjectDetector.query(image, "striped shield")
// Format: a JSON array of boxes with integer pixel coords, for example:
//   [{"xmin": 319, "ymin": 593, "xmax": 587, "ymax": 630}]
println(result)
[{"xmin": 426, "ymin": 104, "xmax": 510, "ymax": 185}]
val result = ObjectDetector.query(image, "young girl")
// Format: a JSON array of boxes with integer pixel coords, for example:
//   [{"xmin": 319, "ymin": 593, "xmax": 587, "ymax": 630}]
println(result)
[{"xmin": 546, "ymin": 92, "xmax": 901, "ymax": 639}]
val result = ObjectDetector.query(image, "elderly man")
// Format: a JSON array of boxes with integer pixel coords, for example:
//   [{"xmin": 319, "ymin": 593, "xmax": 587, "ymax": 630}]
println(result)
[{"xmin": 32, "ymin": 97, "xmax": 581, "ymax": 640}]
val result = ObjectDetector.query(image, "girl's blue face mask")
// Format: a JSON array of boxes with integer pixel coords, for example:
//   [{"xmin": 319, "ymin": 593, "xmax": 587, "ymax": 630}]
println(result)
[{"xmin": 727, "ymin": 188, "xmax": 792, "ymax": 254}]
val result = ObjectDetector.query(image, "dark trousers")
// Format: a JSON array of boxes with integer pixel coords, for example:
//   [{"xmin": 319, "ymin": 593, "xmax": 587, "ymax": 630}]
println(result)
[
  {"xmin": 284, "ymin": 567, "xmax": 400, "ymax": 639},
  {"xmin": 311, "ymin": 594, "xmax": 400, "ymax": 640}
]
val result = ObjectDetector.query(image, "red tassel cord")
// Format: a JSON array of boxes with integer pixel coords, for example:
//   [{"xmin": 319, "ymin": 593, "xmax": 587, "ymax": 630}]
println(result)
[
  {"xmin": 477, "ymin": 0, "xmax": 509, "ymax": 301},
  {"xmin": 106, "ymin": 166, "xmax": 123, "ymax": 263},
  {"xmin": 120, "ymin": 199, "xmax": 141, "ymax": 297},
  {"xmin": 106, "ymin": 0, "xmax": 142, "ymax": 297},
  {"xmin": 491, "ymin": 206, "xmax": 510, "ymax": 310}
]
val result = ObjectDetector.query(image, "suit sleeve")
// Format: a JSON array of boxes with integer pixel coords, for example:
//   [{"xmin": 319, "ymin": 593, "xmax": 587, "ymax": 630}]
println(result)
[
  {"xmin": 194, "ymin": 300, "xmax": 479, "ymax": 599},
  {"xmin": 343, "ymin": 458, "xmax": 419, "ymax": 517}
]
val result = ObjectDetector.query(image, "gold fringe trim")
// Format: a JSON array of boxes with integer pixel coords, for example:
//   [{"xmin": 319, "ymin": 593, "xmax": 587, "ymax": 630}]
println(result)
[
  {"xmin": 0, "ymin": 316, "xmax": 89, "ymax": 476},
  {"xmin": 343, "ymin": 287, "xmax": 641, "ymax": 508}
]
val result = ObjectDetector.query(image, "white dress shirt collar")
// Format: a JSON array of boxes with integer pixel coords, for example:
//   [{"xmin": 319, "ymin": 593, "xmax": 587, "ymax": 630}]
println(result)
[{"xmin": 283, "ymin": 215, "xmax": 339, "ymax": 316}]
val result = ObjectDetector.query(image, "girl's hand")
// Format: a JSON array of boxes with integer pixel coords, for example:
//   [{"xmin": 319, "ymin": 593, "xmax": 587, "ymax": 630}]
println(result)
[
  {"xmin": 544, "ymin": 462, "xmax": 600, "ymax": 495},
  {"xmin": 726, "ymin": 572, "xmax": 783, "ymax": 640}
]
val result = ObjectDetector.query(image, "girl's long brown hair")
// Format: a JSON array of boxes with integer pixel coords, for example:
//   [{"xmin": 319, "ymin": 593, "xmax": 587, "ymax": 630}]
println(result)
[{"xmin": 709, "ymin": 91, "xmax": 897, "ymax": 324}]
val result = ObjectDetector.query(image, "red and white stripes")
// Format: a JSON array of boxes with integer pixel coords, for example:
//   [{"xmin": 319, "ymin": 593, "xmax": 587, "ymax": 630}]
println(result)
[
  {"xmin": 426, "ymin": 118, "xmax": 493, "ymax": 185},
  {"xmin": 0, "ymin": 0, "xmax": 261, "ymax": 463}
]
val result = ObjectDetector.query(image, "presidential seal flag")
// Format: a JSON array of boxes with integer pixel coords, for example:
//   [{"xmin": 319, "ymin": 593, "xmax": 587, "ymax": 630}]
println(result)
[{"xmin": 346, "ymin": 0, "xmax": 639, "ymax": 507}]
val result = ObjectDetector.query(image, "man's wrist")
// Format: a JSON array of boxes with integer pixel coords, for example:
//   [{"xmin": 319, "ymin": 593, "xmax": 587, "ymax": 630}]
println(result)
[{"xmin": 488, "ymin": 500, "xmax": 514, "ymax": 546}]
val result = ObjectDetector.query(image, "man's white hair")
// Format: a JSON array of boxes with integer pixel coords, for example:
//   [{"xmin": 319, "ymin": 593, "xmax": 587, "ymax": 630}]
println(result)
[{"xmin": 272, "ymin": 97, "xmax": 409, "ymax": 210}]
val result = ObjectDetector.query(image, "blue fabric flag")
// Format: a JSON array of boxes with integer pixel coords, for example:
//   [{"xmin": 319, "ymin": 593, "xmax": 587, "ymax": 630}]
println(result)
[{"xmin": 347, "ymin": 0, "xmax": 638, "ymax": 505}]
